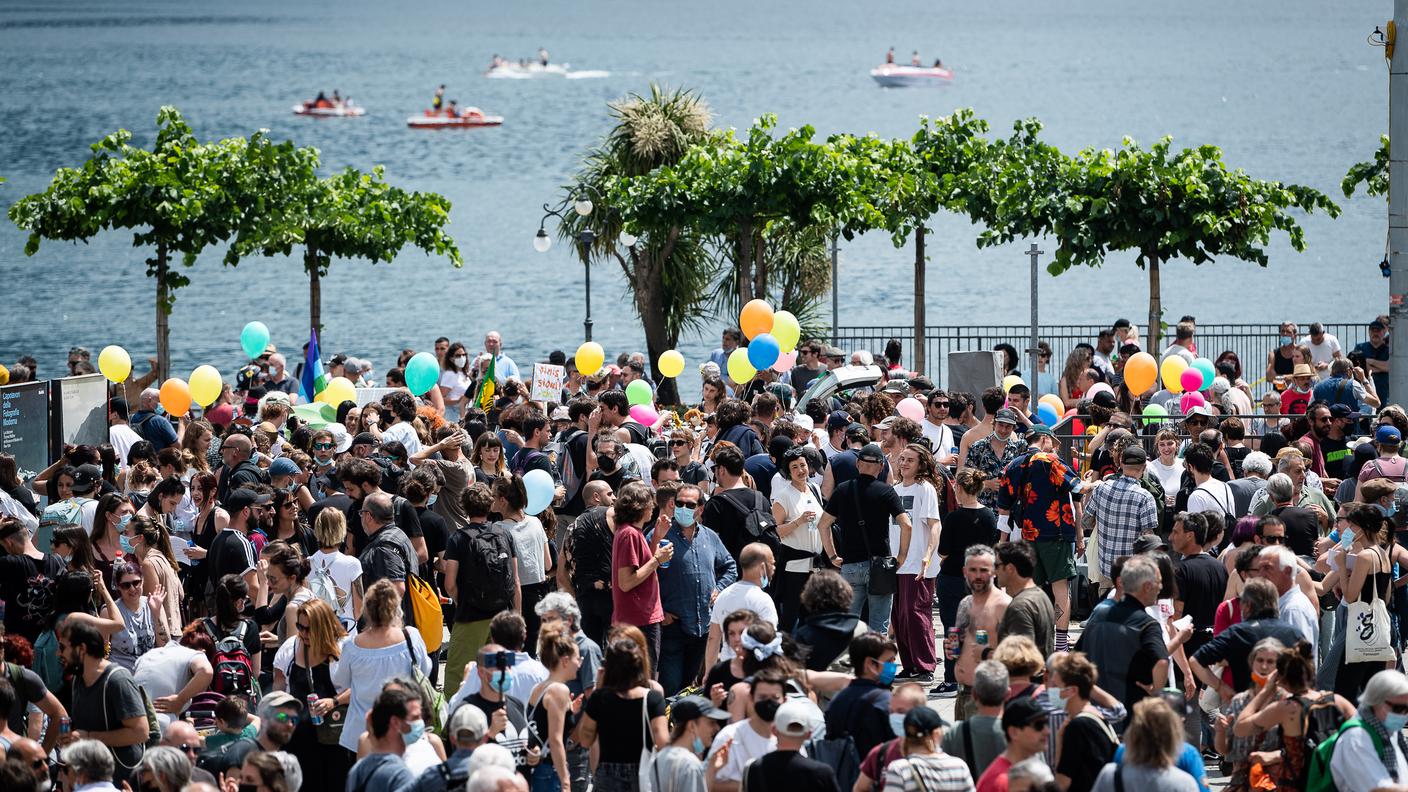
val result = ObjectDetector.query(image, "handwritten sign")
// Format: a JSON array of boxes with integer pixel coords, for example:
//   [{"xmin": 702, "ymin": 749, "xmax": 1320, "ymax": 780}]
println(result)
[{"xmin": 530, "ymin": 364, "xmax": 565, "ymax": 404}]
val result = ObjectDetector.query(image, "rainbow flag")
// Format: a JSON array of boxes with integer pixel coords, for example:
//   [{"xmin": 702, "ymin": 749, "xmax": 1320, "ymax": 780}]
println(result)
[
  {"xmin": 476, "ymin": 354, "xmax": 496, "ymax": 410},
  {"xmin": 300, "ymin": 329, "xmax": 327, "ymax": 402}
]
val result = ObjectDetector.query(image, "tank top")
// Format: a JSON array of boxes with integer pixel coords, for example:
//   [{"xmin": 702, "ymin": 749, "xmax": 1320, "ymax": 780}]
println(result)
[
  {"xmin": 1273, "ymin": 351, "xmax": 1295, "ymax": 377},
  {"xmin": 528, "ymin": 684, "xmax": 577, "ymax": 750},
  {"xmin": 1360, "ymin": 547, "xmax": 1393, "ymax": 603}
]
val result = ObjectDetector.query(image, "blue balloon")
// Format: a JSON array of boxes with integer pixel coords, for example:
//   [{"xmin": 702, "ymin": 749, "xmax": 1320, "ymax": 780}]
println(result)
[
  {"xmin": 1192, "ymin": 357, "xmax": 1216, "ymax": 388},
  {"xmin": 1037, "ymin": 403, "xmax": 1060, "ymax": 426},
  {"xmin": 405, "ymin": 352, "xmax": 440, "ymax": 396},
  {"xmin": 747, "ymin": 333, "xmax": 781, "ymax": 370},
  {"xmin": 523, "ymin": 469, "xmax": 555, "ymax": 516},
  {"xmin": 240, "ymin": 321, "xmax": 270, "ymax": 360}
]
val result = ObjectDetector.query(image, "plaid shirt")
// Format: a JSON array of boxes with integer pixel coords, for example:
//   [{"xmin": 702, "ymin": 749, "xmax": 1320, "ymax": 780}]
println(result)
[
  {"xmin": 997, "ymin": 450, "xmax": 1083, "ymax": 541},
  {"xmin": 1082, "ymin": 474, "xmax": 1158, "ymax": 580}
]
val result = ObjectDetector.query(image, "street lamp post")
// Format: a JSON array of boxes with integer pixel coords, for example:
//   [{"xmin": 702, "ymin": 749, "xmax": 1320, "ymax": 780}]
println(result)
[{"xmin": 535, "ymin": 186, "xmax": 610, "ymax": 342}]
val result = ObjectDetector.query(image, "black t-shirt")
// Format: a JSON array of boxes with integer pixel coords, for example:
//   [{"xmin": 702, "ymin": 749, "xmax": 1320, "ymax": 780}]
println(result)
[
  {"xmin": 701, "ymin": 487, "xmax": 772, "ymax": 563},
  {"xmin": 824, "ymin": 477, "xmax": 905, "ymax": 562},
  {"xmin": 208, "ymin": 529, "xmax": 257, "ymax": 587},
  {"xmin": 0, "ymin": 552, "xmax": 67, "ymax": 642},
  {"xmin": 620, "ymin": 421, "xmax": 651, "ymax": 446},
  {"xmin": 747, "ymin": 750, "xmax": 841, "ymax": 792},
  {"xmin": 444, "ymin": 522, "xmax": 518, "ymax": 622},
  {"xmin": 828, "ymin": 450, "xmax": 890, "ymax": 491},
  {"xmin": 1225, "ymin": 445, "xmax": 1252, "ymax": 479},
  {"xmin": 1056, "ymin": 713, "xmax": 1118, "ymax": 792},
  {"xmin": 416, "ymin": 506, "xmax": 449, "ymax": 581},
  {"xmin": 345, "ymin": 494, "xmax": 422, "ymax": 553},
  {"xmin": 272, "ymin": 525, "xmax": 317, "ymax": 558},
  {"xmin": 1321, "ymin": 436, "xmax": 1351, "ymax": 479},
  {"xmin": 703, "ymin": 660, "xmax": 743, "ymax": 697},
  {"xmin": 1174, "ymin": 552, "xmax": 1228, "ymax": 630},
  {"xmin": 4, "ymin": 663, "xmax": 47, "ymax": 736},
  {"xmin": 680, "ymin": 461, "xmax": 708, "ymax": 486},
  {"xmin": 587, "ymin": 467, "xmax": 629, "ymax": 494},
  {"xmin": 459, "ymin": 693, "xmax": 530, "ymax": 761},
  {"xmin": 789, "ymin": 367, "xmax": 823, "ymax": 394},
  {"xmin": 1192, "ymin": 619, "xmax": 1303, "ymax": 691},
  {"xmin": 936, "ymin": 506, "xmax": 999, "ymax": 577},
  {"xmin": 583, "ymin": 689, "xmax": 665, "ymax": 763},
  {"xmin": 561, "ymin": 430, "xmax": 591, "ymax": 514},
  {"xmin": 1272, "ymin": 505, "xmax": 1320, "ymax": 558},
  {"xmin": 564, "ymin": 508, "xmax": 613, "ymax": 591}
]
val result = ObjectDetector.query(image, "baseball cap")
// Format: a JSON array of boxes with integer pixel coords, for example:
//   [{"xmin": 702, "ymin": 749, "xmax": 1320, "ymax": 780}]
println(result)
[
  {"xmin": 1132, "ymin": 533, "xmax": 1167, "ymax": 553},
  {"xmin": 827, "ymin": 411, "xmax": 851, "ymax": 430},
  {"xmin": 1001, "ymin": 697, "xmax": 1047, "ymax": 732},
  {"xmin": 1184, "ymin": 405, "xmax": 1214, "ymax": 419},
  {"xmin": 1121, "ymin": 444, "xmax": 1149, "ymax": 465},
  {"xmin": 903, "ymin": 705, "xmax": 949, "ymax": 738},
  {"xmin": 993, "ymin": 408, "xmax": 1018, "ymax": 425},
  {"xmin": 857, "ymin": 443, "xmax": 886, "ymax": 463},
  {"xmin": 774, "ymin": 699, "xmax": 819, "ymax": 738},
  {"xmin": 551, "ymin": 406, "xmax": 571, "ymax": 421},
  {"xmin": 1028, "ymin": 424, "xmax": 1055, "ymax": 439},
  {"xmin": 351, "ymin": 432, "xmax": 377, "ymax": 448},
  {"xmin": 881, "ymin": 381, "xmax": 907, "ymax": 396},
  {"xmin": 259, "ymin": 691, "xmax": 303, "ymax": 712},
  {"xmin": 1091, "ymin": 390, "xmax": 1118, "ymax": 409},
  {"xmin": 226, "ymin": 488, "xmax": 272, "ymax": 512},
  {"xmin": 328, "ymin": 423, "xmax": 352, "ymax": 454},
  {"xmin": 269, "ymin": 457, "xmax": 300, "ymax": 477},
  {"xmin": 669, "ymin": 695, "xmax": 730, "ymax": 726},
  {"xmin": 71, "ymin": 464, "xmax": 101, "ymax": 495},
  {"xmin": 877, "ymin": 416, "xmax": 898, "ymax": 430},
  {"xmin": 845, "ymin": 423, "xmax": 870, "ymax": 443},
  {"xmin": 1329, "ymin": 404, "xmax": 1359, "ymax": 421},
  {"xmin": 1371, "ymin": 319, "xmax": 1388, "ymax": 330},
  {"xmin": 1377, "ymin": 425, "xmax": 1402, "ymax": 445},
  {"xmin": 448, "ymin": 702, "xmax": 489, "ymax": 741}
]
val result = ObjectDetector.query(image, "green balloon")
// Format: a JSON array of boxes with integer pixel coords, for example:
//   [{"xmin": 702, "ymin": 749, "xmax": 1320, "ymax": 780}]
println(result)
[
  {"xmin": 626, "ymin": 379, "xmax": 653, "ymax": 407},
  {"xmin": 1141, "ymin": 403, "xmax": 1168, "ymax": 421}
]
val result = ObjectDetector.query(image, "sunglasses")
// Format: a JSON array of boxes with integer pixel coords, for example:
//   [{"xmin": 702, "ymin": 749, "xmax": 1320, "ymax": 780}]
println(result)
[
  {"xmin": 932, "ymin": 401, "xmax": 950, "ymax": 408},
  {"xmin": 175, "ymin": 743, "xmax": 198, "ymax": 754},
  {"xmin": 676, "ymin": 501, "xmax": 699, "ymax": 509},
  {"xmin": 313, "ymin": 442, "xmax": 336, "ymax": 451},
  {"xmin": 670, "ymin": 439, "xmax": 689, "ymax": 446},
  {"xmin": 1027, "ymin": 721, "xmax": 1050, "ymax": 731},
  {"xmin": 270, "ymin": 711, "xmax": 296, "ymax": 724},
  {"xmin": 1261, "ymin": 535, "xmax": 1286, "ymax": 545},
  {"xmin": 118, "ymin": 580, "xmax": 143, "ymax": 590}
]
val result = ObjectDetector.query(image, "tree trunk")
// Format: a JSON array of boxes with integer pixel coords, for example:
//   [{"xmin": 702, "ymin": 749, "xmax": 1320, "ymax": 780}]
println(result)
[
  {"xmin": 307, "ymin": 247, "xmax": 322, "ymax": 342},
  {"xmin": 635, "ymin": 254, "xmax": 681, "ymax": 406},
  {"xmin": 155, "ymin": 244, "xmax": 170, "ymax": 382},
  {"xmin": 737, "ymin": 221, "xmax": 754, "ymax": 310},
  {"xmin": 1146, "ymin": 255, "xmax": 1162, "ymax": 354},
  {"xmin": 752, "ymin": 229, "xmax": 767, "ymax": 302},
  {"xmin": 913, "ymin": 225, "xmax": 927, "ymax": 375}
]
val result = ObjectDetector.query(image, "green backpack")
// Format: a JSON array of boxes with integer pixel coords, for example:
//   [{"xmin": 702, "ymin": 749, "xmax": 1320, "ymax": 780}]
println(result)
[{"xmin": 1307, "ymin": 718, "xmax": 1384, "ymax": 792}]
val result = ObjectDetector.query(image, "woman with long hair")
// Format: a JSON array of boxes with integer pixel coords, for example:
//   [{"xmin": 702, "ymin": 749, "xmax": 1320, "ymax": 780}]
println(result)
[
  {"xmin": 138, "ymin": 476, "xmax": 188, "ymax": 537},
  {"xmin": 1060, "ymin": 347, "xmax": 1093, "ymax": 409},
  {"xmin": 264, "ymin": 542, "xmax": 314, "ymax": 647},
  {"xmin": 527, "ymin": 625, "xmax": 583, "ymax": 792},
  {"xmin": 126, "ymin": 515, "xmax": 184, "ymax": 642},
  {"xmin": 1091, "ymin": 698, "xmax": 1199, "ymax": 792},
  {"xmin": 1232, "ymin": 639, "xmax": 1354, "ymax": 788},
  {"xmin": 1332, "ymin": 502, "xmax": 1395, "ymax": 700},
  {"xmin": 31, "ymin": 567, "xmax": 123, "ymax": 691},
  {"xmin": 771, "ymin": 446, "xmax": 823, "ymax": 632},
  {"xmin": 102, "ymin": 560, "xmax": 166, "ymax": 671},
  {"xmin": 91, "ymin": 491, "xmax": 134, "ymax": 589},
  {"xmin": 273, "ymin": 597, "xmax": 352, "ymax": 791},
  {"xmin": 1214, "ymin": 637, "xmax": 1285, "ymax": 792},
  {"xmin": 332, "ymin": 579, "xmax": 432, "ymax": 754},
  {"xmin": 472, "ymin": 432, "xmax": 508, "ymax": 488},
  {"xmin": 179, "ymin": 419, "xmax": 214, "ymax": 474},
  {"xmin": 890, "ymin": 443, "xmax": 942, "ymax": 683},
  {"xmin": 576, "ymin": 637, "xmax": 670, "ymax": 792},
  {"xmin": 190, "ymin": 471, "xmax": 226, "ymax": 549},
  {"xmin": 51, "ymin": 525, "xmax": 97, "ymax": 574},
  {"xmin": 204, "ymin": 574, "xmax": 262, "ymax": 679},
  {"xmin": 269, "ymin": 487, "xmax": 315, "ymax": 558},
  {"xmin": 699, "ymin": 377, "xmax": 726, "ymax": 414},
  {"xmin": 439, "ymin": 341, "xmax": 474, "ymax": 422}
]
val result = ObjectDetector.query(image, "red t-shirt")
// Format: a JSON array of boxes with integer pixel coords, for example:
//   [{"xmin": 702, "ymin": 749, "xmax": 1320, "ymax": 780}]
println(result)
[
  {"xmin": 611, "ymin": 524, "xmax": 663, "ymax": 626},
  {"xmin": 1281, "ymin": 388, "xmax": 1311, "ymax": 416},
  {"xmin": 975, "ymin": 755, "xmax": 1013, "ymax": 792},
  {"xmin": 860, "ymin": 738, "xmax": 905, "ymax": 789}
]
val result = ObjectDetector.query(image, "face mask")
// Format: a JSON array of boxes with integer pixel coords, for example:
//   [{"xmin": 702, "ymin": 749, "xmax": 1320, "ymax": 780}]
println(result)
[
  {"xmin": 120, "ymin": 534, "xmax": 135, "ymax": 554},
  {"xmin": 57, "ymin": 554, "xmax": 71, "ymax": 565},
  {"xmin": 1251, "ymin": 671, "xmax": 1269, "ymax": 688},
  {"xmin": 402, "ymin": 718, "xmax": 426, "ymax": 746},
  {"xmin": 1341, "ymin": 529, "xmax": 1356, "ymax": 549},
  {"xmin": 1378, "ymin": 502, "xmax": 1398, "ymax": 519},
  {"xmin": 427, "ymin": 494, "xmax": 438, "ymax": 507},
  {"xmin": 489, "ymin": 671, "xmax": 512, "ymax": 694},
  {"xmin": 598, "ymin": 456, "xmax": 617, "ymax": 473},
  {"xmin": 877, "ymin": 660, "xmax": 899, "ymax": 686},
  {"xmin": 692, "ymin": 736, "xmax": 707, "ymax": 756},
  {"xmin": 674, "ymin": 506, "xmax": 697, "ymax": 527},
  {"xmin": 889, "ymin": 712, "xmax": 907, "ymax": 737},
  {"xmin": 760, "ymin": 574, "xmax": 770, "ymax": 589},
  {"xmin": 453, "ymin": 356, "xmax": 468, "ymax": 368},
  {"xmin": 116, "ymin": 514, "xmax": 132, "ymax": 532},
  {"xmin": 1386, "ymin": 712, "xmax": 1408, "ymax": 733},
  {"xmin": 1046, "ymin": 687, "xmax": 1064, "ymax": 708},
  {"xmin": 753, "ymin": 699, "xmax": 780, "ymax": 722},
  {"xmin": 1281, "ymin": 336, "xmax": 1294, "ymax": 347},
  {"xmin": 317, "ymin": 456, "xmax": 334, "ymax": 467},
  {"xmin": 239, "ymin": 785, "xmax": 258, "ymax": 792}
]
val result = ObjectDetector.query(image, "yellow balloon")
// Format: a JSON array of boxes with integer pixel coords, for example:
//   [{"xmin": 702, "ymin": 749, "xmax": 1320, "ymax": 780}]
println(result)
[
  {"xmin": 97, "ymin": 345, "xmax": 131, "ymax": 384},
  {"xmin": 576, "ymin": 342, "xmax": 605, "ymax": 377},
  {"xmin": 727, "ymin": 348, "xmax": 756, "ymax": 384},
  {"xmin": 1160, "ymin": 355, "xmax": 1188, "ymax": 394},
  {"xmin": 771, "ymin": 311, "xmax": 801, "ymax": 353},
  {"xmin": 1001, "ymin": 374, "xmax": 1024, "ymax": 393},
  {"xmin": 1039, "ymin": 393, "xmax": 1064, "ymax": 414},
  {"xmin": 657, "ymin": 350, "xmax": 685, "ymax": 379},
  {"xmin": 188, "ymin": 365, "xmax": 223, "ymax": 407},
  {"xmin": 316, "ymin": 376, "xmax": 357, "ymax": 406}
]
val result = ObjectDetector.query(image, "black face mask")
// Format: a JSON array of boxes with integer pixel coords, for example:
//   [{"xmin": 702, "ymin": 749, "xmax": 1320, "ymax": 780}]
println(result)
[
  {"xmin": 598, "ymin": 456, "xmax": 617, "ymax": 473},
  {"xmin": 753, "ymin": 699, "xmax": 780, "ymax": 722}
]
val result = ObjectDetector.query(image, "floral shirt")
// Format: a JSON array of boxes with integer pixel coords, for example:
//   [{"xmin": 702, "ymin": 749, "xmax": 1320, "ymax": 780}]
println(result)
[
  {"xmin": 966, "ymin": 434, "xmax": 1028, "ymax": 508},
  {"xmin": 997, "ymin": 450, "xmax": 1083, "ymax": 541}
]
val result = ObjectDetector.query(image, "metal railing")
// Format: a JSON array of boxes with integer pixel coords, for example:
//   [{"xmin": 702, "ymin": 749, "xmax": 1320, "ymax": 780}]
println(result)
[{"xmin": 830, "ymin": 322, "xmax": 1371, "ymax": 390}]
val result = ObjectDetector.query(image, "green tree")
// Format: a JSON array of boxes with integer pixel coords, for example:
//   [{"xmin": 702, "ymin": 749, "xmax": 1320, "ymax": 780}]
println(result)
[
  {"xmin": 555, "ymin": 85, "xmax": 718, "ymax": 405},
  {"xmin": 1344, "ymin": 134, "xmax": 1389, "ymax": 198},
  {"xmin": 9, "ymin": 107, "xmax": 271, "ymax": 378},
  {"xmin": 1028, "ymin": 136, "xmax": 1340, "ymax": 352},
  {"xmin": 228, "ymin": 164, "xmax": 461, "ymax": 341}
]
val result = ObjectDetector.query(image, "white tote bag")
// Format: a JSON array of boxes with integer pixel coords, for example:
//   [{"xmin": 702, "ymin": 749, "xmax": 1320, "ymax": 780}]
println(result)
[{"xmin": 1347, "ymin": 560, "xmax": 1397, "ymax": 663}]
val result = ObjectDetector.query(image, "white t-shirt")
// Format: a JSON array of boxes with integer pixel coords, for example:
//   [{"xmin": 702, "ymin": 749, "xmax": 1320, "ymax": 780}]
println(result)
[
  {"xmin": 710, "ymin": 582, "xmax": 777, "ymax": 658},
  {"xmin": 498, "ymin": 516, "xmax": 548, "ymax": 585},
  {"xmin": 1332, "ymin": 724, "xmax": 1408, "ymax": 791},
  {"xmin": 921, "ymin": 421, "xmax": 955, "ymax": 458},
  {"xmin": 309, "ymin": 550, "xmax": 363, "ymax": 622},
  {"xmin": 439, "ymin": 370, "xmax": 473, "ymax": 402},
  {"xmin": 1187, "ymin": 479, "xmax": 1234, "ymax": 516},
  {"xmin": 381, "ymin": 421, "xmax": 422, "ymax": 457},
  {"xmin": 1302, "ymin": 334, "xmax": 1342, "ymax": 373},
  {"xmin": 450, "ymin": 651, "xmax": 550, "ymax": 708},
  {"xmin": 708, "ymin": 719, "xmax": 776, "ymax": 783},
  {"xmin": 891, "ymin": 481, "xmax": 942, "ymax": 577},
  {"xmin": 133, "ymin": 644, "xmax": 204, "ymax": 728},
  {"xmin": 1148, "ymin": 458, "xmax": 1184, "ymax": 502},
  {"xmin": 772, "ymin": 482, "xmax": 823, "ymax": 574},
  {"xmin": 109, "ymin": 424, "xmax": 143, "ymax": 469}
]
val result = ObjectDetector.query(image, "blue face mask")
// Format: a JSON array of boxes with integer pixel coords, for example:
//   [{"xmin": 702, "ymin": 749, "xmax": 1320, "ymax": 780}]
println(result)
[
  {"xmin": 427, "ymin": 494, "xmax": 438, "ymax": 507},
  {"xmin": 57, "ymin": 553, "xmax": 72, "ymax": 565},
  {"xmin": 1341, "ymin": 529, "xmax": 1356, "ymax": 549},
  {"xmin": 119, "ymin": 534, "xmax": 135, "ymax": 554},
  {"xmin": 1386, "ymin": 712, "xmax": 1408, "ymax": 734},
  {"xmin": 760, "ymin": 575, "xmax": 770, "ymax": 590},
  {"xmin": 1378, "ymin": 501, "xmax": 1398, "ymax": 519},
  {"xmin": 878, "ymin": 660, "xmax": 899, "ymax": 686},
  {"xmin": 1281, "ymin": 335, "xmax": 1294, "ymax": 347},
  {"xmin": 489, "ymin": 671, "xmax": 512, "ymax": 694},
  {"xmin": 116, "ymin": 514, "xmax": 132, "ymax": 533},
  {"xmin": 692, "ymin": 736, "xmax": 706, "ymax": 756},
  {"xmin": 402, "ymin": 719, "xmax": 426, "ymax": 746},
  {"xmin": 889, "ymin": 713, "xmax": 906, "ymax": 737},
  {"xmin": 674, "ymin": 506, "xmax": 696, "ymax": 527}
]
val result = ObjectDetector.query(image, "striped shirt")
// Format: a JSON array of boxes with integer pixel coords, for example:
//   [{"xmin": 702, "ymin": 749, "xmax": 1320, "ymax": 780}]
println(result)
[{"xmin": 883, "ymin": 752, "xmax": 976, "ymax": 792}]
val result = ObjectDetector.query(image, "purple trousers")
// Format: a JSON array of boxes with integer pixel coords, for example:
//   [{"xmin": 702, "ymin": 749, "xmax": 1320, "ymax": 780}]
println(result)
[{"xmin": 892, "ymin": 574, "xmax": 937, "ymax": 673}]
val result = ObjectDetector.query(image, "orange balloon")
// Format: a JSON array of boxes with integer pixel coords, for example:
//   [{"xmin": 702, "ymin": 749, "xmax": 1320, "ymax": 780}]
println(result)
[
  {"xmin": 1123, "ymin": 351, "xmax": 1158, "ymax": 394},
  {"xmin": 159, "ymin": 378, "xmax": 193, "ymax": 418},
  {"xmin": 739, "ymin": 299, "xmax": 775, "ymax": 340}
]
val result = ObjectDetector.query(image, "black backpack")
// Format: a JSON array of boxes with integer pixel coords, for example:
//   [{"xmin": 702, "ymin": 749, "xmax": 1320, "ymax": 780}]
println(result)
[
  {"xmin": 457, "ymin": 524, "xmax": 517, "ymax": 615},
  {"xmin": 715, "ymin": 489, "xmax": 782, "ymax": 550}
]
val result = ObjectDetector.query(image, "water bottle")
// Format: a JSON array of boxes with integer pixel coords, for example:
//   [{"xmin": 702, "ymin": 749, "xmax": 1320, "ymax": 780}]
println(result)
[{"xmin": 308, "ymin": 695, "xmax": 322, "ymax": 726}]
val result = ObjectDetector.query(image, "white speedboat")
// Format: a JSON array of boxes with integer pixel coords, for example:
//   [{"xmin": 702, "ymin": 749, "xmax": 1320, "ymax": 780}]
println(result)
[
  {"xmin": 486, "ymin": 62, "xmax": 571, "ymax": 78},
  {"xmin": 869, "ymin": 64, "xmax": 954, "ymax": 87},
  {"xmin": 293, "ymin": 102, "xmax": 366, "ymax": 117},
  {"xmin": 406, "ymin": 108, "xmax": 504, "ymax": 128}
]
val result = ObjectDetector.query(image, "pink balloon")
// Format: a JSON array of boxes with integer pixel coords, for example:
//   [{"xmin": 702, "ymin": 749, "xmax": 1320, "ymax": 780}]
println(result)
[
  {"xmin": 772, "ymin": 350, "xmax": 798, "ymax": 372},
  {"xmin": 1086, "ymin": 382, "xmax": 1114, "ymax": 399},
  {"xmin": 1180, "ymin": 392, "xmax": 1206, "ymax": 413},
  {"xmin": 629, "ymin": 404, "xmax": 659, "ymax": 426},
  {"xmin": 1179, "ymin": 367, "xmax": 1205, "ymax": 393},
  {"xmin": 896, "ymin": 397, "xmax": 924, "ymax": 422}
]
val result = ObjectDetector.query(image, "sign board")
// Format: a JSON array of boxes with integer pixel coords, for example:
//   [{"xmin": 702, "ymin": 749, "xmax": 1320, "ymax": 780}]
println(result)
[
  {"xmin": 946, "ymin": 351, "xmax": 1003, "ymax": 417},
  {"xmin": 353, "ymin": 388, "xmax": 398, "ymax": 408},
  {"xmin": 0, "ymin": 381, "xmax": 51, "ymax": 483},
  {"xmin": 530, "ymin": 364, "xmax": 565, "ymax": 403},
  {"xmin": 56, "ymin": 374, "xmax": 109, "ymax": 451}
]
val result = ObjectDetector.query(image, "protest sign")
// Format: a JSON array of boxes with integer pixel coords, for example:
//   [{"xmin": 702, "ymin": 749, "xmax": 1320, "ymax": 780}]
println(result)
[{"xmin": 530, "ymin": 364, "xmax": 565, "ymax": 403}]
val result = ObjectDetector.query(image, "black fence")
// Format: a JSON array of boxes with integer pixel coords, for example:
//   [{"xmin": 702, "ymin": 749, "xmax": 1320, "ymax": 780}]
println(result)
[{"xmin": 830, "ymin": 322, "xmax": 1371, "ymax": 390}]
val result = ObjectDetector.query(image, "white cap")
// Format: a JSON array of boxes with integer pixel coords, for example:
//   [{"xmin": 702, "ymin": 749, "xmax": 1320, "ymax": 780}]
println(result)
[{"xmin": 774, "ymin": 699, "xmax": 821, "ymax": 737}]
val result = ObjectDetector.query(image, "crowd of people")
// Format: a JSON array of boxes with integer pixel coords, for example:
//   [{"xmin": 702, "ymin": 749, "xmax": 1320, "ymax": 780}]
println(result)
[{"xmin": 0, "ymin": 315, "xmax": 1403, "ymax": 792}]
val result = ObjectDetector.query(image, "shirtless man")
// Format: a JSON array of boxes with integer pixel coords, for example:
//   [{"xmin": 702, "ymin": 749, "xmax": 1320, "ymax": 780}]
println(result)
[{"xmin": 947, "ymin": 544, "xmax": 1009, "ymax": 720}]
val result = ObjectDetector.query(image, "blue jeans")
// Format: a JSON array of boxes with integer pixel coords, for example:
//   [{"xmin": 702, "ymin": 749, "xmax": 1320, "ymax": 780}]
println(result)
[
  {"xmin": 842, "ymin": 560, "xmax": 893, "ymax": 633},
  {"xmin": 659, "ymin": 621, "xmax": 708, "ymax": 696},
  {"xmin": 937, "ymin": 574, "xmax": 968, "ymax": 684}
]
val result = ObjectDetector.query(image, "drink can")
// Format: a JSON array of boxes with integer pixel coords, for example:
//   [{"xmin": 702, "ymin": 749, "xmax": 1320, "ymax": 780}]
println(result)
[
  {"xmin": 59, "ymin": 716, "xmax": 71, "ymax": 735},
  {"xmin": 976, "ymin": 629, "xmax": 989, "ymax": 646},
  {"xmin": 658, "ymin": 539, "xmax": 672, "ymax": 569},
  {"xmin": 307, "ymin": 695, "xmax": 322, "ymax": 726}
]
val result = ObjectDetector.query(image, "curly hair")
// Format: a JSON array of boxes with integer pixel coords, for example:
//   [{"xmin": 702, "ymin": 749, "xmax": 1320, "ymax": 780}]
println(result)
[
  {"xmin": 860, "ymin": 393, "xmax": 894, "ymax": 426},
  {"xmin": 955, "ymin": 467, "xmax": 987, "ymax": 496},
  {"xmin": 800, "ymin": 569, "xmax": 853, "ymax": 614}
]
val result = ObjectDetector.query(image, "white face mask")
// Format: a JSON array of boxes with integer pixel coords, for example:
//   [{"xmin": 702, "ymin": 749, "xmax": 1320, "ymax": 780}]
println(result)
[{"xmin": 452, "ymin": 356, "xmax": 467, "ymax": 368}]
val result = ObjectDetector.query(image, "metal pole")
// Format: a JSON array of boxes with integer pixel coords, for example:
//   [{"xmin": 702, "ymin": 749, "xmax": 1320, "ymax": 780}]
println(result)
[
  {"xmin": 579, "ymin": 230, "xmax": 596, "ymax": 342},
  {"xmin": 1390, "ymin": 9, "xmax": 1408, "ymax": 405},
  {"xmin": 914, "ymin": 225, "xmax": 926, "ymax": 375},
  {"xmin": 830, "ymin": 234, "xmax": 839, "ymax": 341},
  {"xmin": 1028, "ymin": 242, "xmax": 1044, "ymax": 403}
]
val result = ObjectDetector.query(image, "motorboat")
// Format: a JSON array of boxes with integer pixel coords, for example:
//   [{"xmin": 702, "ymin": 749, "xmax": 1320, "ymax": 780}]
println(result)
[
  {"xmin": 869, "ymin": 64, "xmax": 954, "ymax": 88},
  {"xmin": 293, "ymin": 102, "xmax": 365, "ymax": 117},
  {"xmin": 486, "ymin": 62, "xmax": 570, "ymax": 78},
  {"xmin": 406, "ymin": 108, "xmax": 504, "ymax": 128}
]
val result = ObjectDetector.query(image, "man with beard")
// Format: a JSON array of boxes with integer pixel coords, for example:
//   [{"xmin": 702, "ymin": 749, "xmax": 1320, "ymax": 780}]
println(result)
[
  {"xmin": 198, "ymin": 692, "xmax": 302, "ymax": 775},
  {"xmin": 1303, "ymin": 402, "xmax": 1355, "ymax": 484},
  {"xmin": 948, "ymin": 545, "xmax": 1011, "ymax": 715},
  {"xmin": 338, "ymin": 457, "xmax": 423, "ymax": 559},
  {"xmin": 57, "ymin": 620, "xmax": 149, "ymax": 784}
]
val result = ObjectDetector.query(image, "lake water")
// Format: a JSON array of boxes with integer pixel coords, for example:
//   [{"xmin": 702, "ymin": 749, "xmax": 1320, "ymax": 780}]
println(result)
[{"xmin": 0, "ymin": 0, "xmax": 1389, "ymax": 384}]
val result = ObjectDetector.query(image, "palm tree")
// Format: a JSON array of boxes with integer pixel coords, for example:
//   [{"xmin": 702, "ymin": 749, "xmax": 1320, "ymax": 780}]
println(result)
[{"xmin": 557, "ymin": 85, "xmax": 718, "ymax": 405}]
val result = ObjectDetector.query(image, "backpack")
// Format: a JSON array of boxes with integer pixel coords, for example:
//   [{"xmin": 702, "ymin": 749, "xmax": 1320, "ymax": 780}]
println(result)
[
  {"xmin": 715, "ymin": 488, "xmax": 785, "ymax": 556},
  {"xmin": 384, "ymin": 534, "xmax": 444, "ymax": 652},
  {"xmin": 1307, "ymin": 718, "xmax": 1383, "ymax": 792},
  {"xmin": 307, "ymin": 556, "xmax": 350, "ymax": 623},
  {"xmin": 202, "ymin": 618, "xmax": 257, "ymax": 700},
  {"xmin": 455, "ymin": 523, "xmax": 517, "ymax": 615},
  {"xmin": 38, "ymin": 497, "xmax": 90, "ymax": 553},
  {"xmin": 1297, "ymin": 693, "xmax": 1349, "ymax": 787},
  {"xmin": 556, "ymin": 428, "xmax": 586, "ymax": 503}
]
